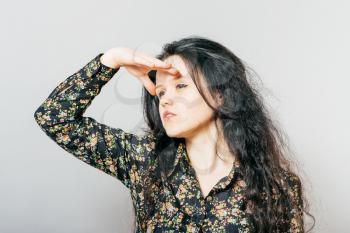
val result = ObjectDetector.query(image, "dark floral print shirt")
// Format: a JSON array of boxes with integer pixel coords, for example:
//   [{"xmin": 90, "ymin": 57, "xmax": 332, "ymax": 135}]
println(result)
[{"xmin": 34, "ymin": 53, "xmax": 304, "ymax": 233}]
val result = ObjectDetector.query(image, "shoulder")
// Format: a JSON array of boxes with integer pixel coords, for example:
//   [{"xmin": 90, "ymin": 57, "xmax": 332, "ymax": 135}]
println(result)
[
  {"xmin": 279, "ymin": 171, "xmax": 305, "ymax": 232},
  {"xmin": 125, "ymin": 131, "xmax": 157, "ymax": 154},
  {"xmin": 267, "ymin": 170, "xmax": 303, "ymax": 204},
  {"xmin": 280, "ymin": 170, "xmax": 302, "ymax": 191},
  {"xmin": 280, "ymin": 169, "xmax": 304, "ymax": 207}
]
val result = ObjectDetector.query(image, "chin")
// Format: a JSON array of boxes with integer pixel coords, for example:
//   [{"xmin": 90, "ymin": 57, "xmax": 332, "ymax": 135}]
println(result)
[
  {"xmin": 165, "ymin": 130, "xmax": 181, "ymax": 138},
  {"xmin": 165, "ymin": 126, "xmax": 195, "ymax": 139},
  {"xmin": 164, "ymin": 127, "xmax": 184, "ymax": 138}
]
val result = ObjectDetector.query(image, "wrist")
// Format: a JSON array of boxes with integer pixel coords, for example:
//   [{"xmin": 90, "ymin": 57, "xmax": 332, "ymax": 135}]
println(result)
[{"xmin": 100, "ymin": 50, "xmax": 121, "ymax": 69}]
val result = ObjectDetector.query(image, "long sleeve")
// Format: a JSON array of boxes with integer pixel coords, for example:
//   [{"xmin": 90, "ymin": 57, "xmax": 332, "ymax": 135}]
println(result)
[
  {"xmin": 286, "ymin": 172, "xmax": 305, "ymax": 233},
  {"xmin": 33, "ymin": 53, "xmax": 155, "ymax": 190}
]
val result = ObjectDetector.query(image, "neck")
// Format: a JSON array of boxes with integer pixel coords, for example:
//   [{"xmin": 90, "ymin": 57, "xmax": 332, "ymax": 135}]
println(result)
[{"xmin": 184, "ymin": 119, "xmax": 235, "ymax": 175}]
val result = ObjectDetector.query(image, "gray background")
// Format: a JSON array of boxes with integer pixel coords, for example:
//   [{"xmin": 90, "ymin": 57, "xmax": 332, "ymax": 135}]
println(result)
[{"xmin": 1, "ymin": 0, "xmax": 349, "ymax": 232}]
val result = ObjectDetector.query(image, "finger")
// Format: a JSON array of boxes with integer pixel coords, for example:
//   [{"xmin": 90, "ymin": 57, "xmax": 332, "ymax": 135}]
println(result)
[
  {"xmin": 139, "ymin": 75, "xmax": 156, "ymax": 96},
  {"xmin": 163, "ymin": 67, "xmax": 181, "ymax": 77},
  {"xmin": 149, "ymin": 57, "xmax": 172, "ymax": 69},
  {"xmin": 152, "ymin": 66, "xmax": 181, "ymax": 78},
  {"xmin": 134, "ymin": 56, "xmax": 155, "ymax": 68},
  {"xmin": 135, "ymin": 50, "xmax": 169, "ymax": 66},
  {"xmin": 141, "ymin": 55, "xmax": 172, "ymax": 69}
]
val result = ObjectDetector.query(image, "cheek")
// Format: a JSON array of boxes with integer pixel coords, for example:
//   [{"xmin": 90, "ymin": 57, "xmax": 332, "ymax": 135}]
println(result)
[
  {"xmin": 178, "ymin": 96, "xmax": 214, "ymax": 127},
  {"xmin": 160, "ymin": 95, "xmax": 215, "ymax": 138}
]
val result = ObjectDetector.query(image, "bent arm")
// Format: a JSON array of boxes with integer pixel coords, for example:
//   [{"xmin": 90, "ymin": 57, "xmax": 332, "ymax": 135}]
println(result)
[{"xmin": 33, "ymin": 53, "xmax": 154, "ymax": 189}]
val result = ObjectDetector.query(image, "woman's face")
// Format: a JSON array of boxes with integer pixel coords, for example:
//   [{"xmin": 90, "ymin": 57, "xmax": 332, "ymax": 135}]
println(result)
[{"xmin": 155, "ymin": 55, "xmax": 216, "ymax": 139}]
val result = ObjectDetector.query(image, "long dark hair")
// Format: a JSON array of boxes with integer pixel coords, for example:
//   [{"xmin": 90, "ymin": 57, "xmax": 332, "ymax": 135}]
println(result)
[{"xmin": 138, "ymin": 36, "xmax": 315, "ymax": 232}]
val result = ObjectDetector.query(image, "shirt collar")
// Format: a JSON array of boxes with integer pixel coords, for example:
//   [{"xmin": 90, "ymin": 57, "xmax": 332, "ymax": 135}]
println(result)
[
  {"xmin": 167, "ymin": 141, "xmax": 186, "ymax": 177},
  {"xmin": 168, "ymin": 141, "xmax": 243, "ymax": 179},
  {"xmin": 165, "ymin": 141, "xmax": 243, "ymax": 217}
]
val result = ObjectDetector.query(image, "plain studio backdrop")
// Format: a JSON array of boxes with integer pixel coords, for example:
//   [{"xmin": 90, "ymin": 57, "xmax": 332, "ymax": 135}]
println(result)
[{"xmin": 0, "ymin": 0, "xmax": 349, "ymax": 232}]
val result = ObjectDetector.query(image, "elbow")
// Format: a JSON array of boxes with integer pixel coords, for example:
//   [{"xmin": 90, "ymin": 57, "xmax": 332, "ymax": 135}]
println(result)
[
  {"xmin": 33, "ymin": 105, "xmax": 50, "ymax": 130},
  {"xmin": 34, "ymin": 106, "xmax": 43, "ymax": 128},
  {"xmin": 33, "ymin": 106, "xmax": 41, "ymax": 124}
]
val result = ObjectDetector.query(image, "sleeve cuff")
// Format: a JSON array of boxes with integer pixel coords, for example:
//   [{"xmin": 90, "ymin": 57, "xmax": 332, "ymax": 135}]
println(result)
[{"xmin": 82, "ymin": 53, "xmax": 120, "ymax": 84}]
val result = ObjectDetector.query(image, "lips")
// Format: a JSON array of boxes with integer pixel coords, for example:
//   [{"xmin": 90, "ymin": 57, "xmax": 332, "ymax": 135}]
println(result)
[{"xmin": 163, "ymin": 110, "xmax": 176, "ymax": 120}]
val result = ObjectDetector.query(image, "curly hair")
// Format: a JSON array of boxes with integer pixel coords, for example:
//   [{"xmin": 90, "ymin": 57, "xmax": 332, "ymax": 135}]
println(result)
[{"xmin": 139, "ymin": 35, "xmax": 315, "ymax": 232}]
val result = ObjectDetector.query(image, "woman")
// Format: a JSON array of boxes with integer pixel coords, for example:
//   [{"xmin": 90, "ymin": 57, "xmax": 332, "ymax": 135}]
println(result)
[{"xmin": 34, "ymin": 36, "xmax": 314, "ymax": 232}]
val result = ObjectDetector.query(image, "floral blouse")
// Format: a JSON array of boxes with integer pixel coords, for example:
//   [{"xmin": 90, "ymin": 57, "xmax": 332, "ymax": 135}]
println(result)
[{"xmin": 34, "ymin": 53, "xmax": 304, "ymax": 233}]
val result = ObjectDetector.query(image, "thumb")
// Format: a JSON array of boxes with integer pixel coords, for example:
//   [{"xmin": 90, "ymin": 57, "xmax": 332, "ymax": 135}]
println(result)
[{"xmin": 139, "ymin": 75, "xmax": 156, "ymax": 96}]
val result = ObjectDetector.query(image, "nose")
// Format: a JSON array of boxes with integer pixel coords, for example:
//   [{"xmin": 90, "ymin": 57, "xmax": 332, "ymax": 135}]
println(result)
[{"xmin": 159, "ymin": 89, "xmax": 176, "ymax": 107}]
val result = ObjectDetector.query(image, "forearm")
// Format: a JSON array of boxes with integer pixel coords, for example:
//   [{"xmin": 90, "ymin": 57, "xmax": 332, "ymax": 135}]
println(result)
[{"xmin": 34, "ymin": 53, "xmax": 119, "ymax": 128}]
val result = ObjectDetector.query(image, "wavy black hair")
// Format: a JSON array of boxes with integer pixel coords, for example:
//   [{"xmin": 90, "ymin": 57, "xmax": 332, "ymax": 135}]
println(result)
[{"xmin": 138, "ymin": 35, "xmax": 315, "ymax": 232}]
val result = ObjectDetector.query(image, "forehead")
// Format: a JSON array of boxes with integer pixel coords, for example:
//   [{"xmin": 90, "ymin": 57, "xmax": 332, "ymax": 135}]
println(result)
[
  {"xmin": 155, "ymin": 55, "xmax": 191, "ymax": 84},
  {"xmin": 163, "ymin": 55, "xmax": 185, "ymax": 68}
]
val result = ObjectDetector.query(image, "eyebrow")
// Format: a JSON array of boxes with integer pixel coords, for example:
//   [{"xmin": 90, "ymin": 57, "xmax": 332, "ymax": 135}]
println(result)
[{"xmin": 155, "ymin": 77, "xmax": 185, "ymax": 90}]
